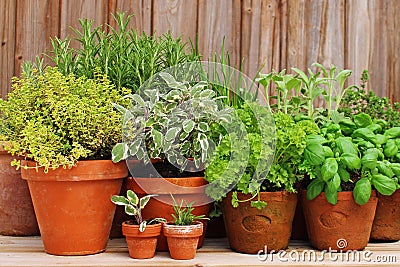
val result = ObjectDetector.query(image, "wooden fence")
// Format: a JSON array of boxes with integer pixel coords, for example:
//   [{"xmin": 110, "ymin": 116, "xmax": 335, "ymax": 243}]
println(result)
[{"xmin": 1, "ymin": 0, "xmax": 399, "ymax": 101}]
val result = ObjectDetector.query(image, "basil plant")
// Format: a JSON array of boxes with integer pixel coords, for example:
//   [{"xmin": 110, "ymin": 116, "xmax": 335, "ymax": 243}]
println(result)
[
  {"xmin": 303, "ymin": 113, "xmax": 398, "ymax": 206},
  {"xmin": 111, "ymin": 71, "xmax": 233, "ymax": 171}
]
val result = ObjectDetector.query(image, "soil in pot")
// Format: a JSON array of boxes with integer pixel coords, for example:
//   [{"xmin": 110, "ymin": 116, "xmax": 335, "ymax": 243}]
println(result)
[
  {"xmin": 163, "ymin": 221, "xmax": 203, "ymax": 260},
  {"xmin": 302, "ymin": 190, "xmax": 378, "ymax": 251},
  {"xmin": 21, "ymin": 160, "xmax": 128, "ymax": 256},
  {"xmin": 370, "ymin": 189, "xmax": 400, "ymax": 241},
  {"xmin": 126, "ymin": 159, "xmax": 212, "ymax": 251},
  {"xmin": 122, "ymin": 221, "xmax": 162, "ymax": 259},
  {"xmin": 0, "ymin": 144, "xmax": 39, "ymax": 236},
  {"xmin": 222, "ymin": 191, "xmax": 298, "ymax": 254}
]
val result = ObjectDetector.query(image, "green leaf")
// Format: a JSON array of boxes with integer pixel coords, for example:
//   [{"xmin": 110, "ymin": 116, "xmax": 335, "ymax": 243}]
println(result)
[
  {"xmin": 139, "ymin": 195, "xmax": 155, "ymax": 209},
  {"xmin": 384, "ymin": 139, "xmax": 398, "ymax": 158},
  {"xmin": 110, "ymin": 195, "xmax": 129, "ymax": 206},
  {"xmin": 182, "ymin": 120, "xmax": 195, "ymax": 133},
  {"xmin": 165, "ymin": 127, "xmax": 180, "ymax": 142},
  {"xmin": 352, "ymin": 128, "xmax": 377, "ymax": 144},
  {"xmin": 361, "ymin": 151, "xmax": 378, "ymax": 170},
  {"xmin": 307, "ymin": 179, "xmax": 325, "ymax": 200},
  {"xmin": 354, "ymin": 113, "xmax": 372, "ymax": 128},
  {"xmin": 332, "ymin": 173, "xmax": 341, "ymax": 189},
  {"xmin": 323, "ymin": 146, "xmax": 334, "ymax": 158},
  {"xmin": 127, "ymin": 190, "xmax": 139, "ymax": 205},
  {"xmin": 324, "ymin": 179, "xmax": 338, "ymax": 205},
  {"xmin": 304, "ymin": 143, "xmax": 325, "ymax": 166},
  {"xmin": 384, "ymin": 127, "xmax": 400, "ymax": 139},
  {"xmin": 337, "ymin": 166, "xmax": 350, "ymax": 182},
  {"xmin": 321, "ymin": 158, "xmax": 338, "ymax": 181},
  {"xmin": 371, "ymin": 174, "xmax": 397, "ymax": 196},
  {"xmin": 111, "ymin": 143, "xmax": 128, "ymax": 163},
  {"xmin": 125, "ymin": 205, "xmax": 137, "ymax": 216},
  {"xmin": 198, "ymin": 122, "xmax": 209, "ymax": 132},
  {"xmin": 341, "ymin": 153, "xmax": 361, "ymax": 170},
  {"xmin": 129, "ymin": 139, "xmax": 142, "ymax": 156},
  {"xmin": 123, "ymin": 94, "xmax": 145, "ymax": 106},
  {"xmin": 339, "ymin": 119, "xmax": 356, "ymax": 135},
  {"xmin": 353, "ymin": 178, "xmax": 372, "ymax": 205},
  {"xmin": 336, "ymin": 137, "xmax": 358, "ymax": 155},
  {"xmin": 139, "ymin": 221, "xmax": 147, "ymax": 232},
  {"xmin": 151, "ymin": 129, "xmax": 163, "ymax": 149}
]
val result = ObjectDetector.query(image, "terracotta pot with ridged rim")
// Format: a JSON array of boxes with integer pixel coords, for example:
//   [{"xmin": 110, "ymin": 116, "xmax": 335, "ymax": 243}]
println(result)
[
  {"xmin": 222, "ymin": 191, "xmax": 298, "ymax": 254},
  {"xmin": 126, "ymin": 176, "xmax": 211, "ymax": 251},
  {"xmin": 122, "ymin": 221, "xmax": 162, "ymax": 259},
  {"xmin": 0, "ymin": 143, "xmax": 39, "ymax": 236},
  {"xmin": 163, "ymin": 221, "xmax": 203, "ymax": 260},
  {"xmin": 21, "ymin": 160, "xmax": 128, "ymax": 256},
  {"xmin": 370, "ymin": 189, "xmax": 400, "ymax": 241},
  {"xmin": 302, "ymin": 190, "xmax": 378, "ymax": 251}
]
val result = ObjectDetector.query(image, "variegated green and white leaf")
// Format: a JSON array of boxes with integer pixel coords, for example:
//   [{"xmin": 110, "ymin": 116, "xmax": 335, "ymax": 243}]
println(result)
[
  {"xmin": 139, "ymin": 221, "xmax": 147, "ymax": 232},
  {"xmin": 125, "ymin": 205, "xmax": 137, "ymax": 216},
  {"xmin": 127, "ymin": 190, "xmax": 139, "ymax": 205},
  {"xmin": 110, "ymin": 195, "xmax": 129, "ymax": 206}
]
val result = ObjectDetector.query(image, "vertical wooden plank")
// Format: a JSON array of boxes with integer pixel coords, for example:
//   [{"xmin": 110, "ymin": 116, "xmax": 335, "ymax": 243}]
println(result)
[
  {"xmin": 60, "ymin": 0, "xmax": 108, "ymax": 47},
  {"xmin": 198, "ymin": 0, "xmax": 241, "ymax": 68},
  {"xmin": 108, "ymin": 0, "xmax": 152, "ymax": 35},
  {"xmin": 259, "ymin": 0, "xmax": 282, "ymax": 74},
  {"xmin": 317, "ymin": 0, "xmax": 345, "ymax": 68},
  {"xmin": 241, "ymin": 0, "xmax": 261, "ymax": 78},
  {"xmin": 0, "ymin": 0, "xmax": 16, "ymax": 97},
  {"xmin": 14, "ymin": 0, "xmax": 60, "ymax": 77},
  {"xmin": 391, "ymin": 0, "xmax": 400, "ymax": 102},
  {"xmin": 345, "ymin": 0, "xmax": 371, "ymax": 88},
  {"xmin": 152, "ymin": 0, "xmax": 197, "ymax": 43}
]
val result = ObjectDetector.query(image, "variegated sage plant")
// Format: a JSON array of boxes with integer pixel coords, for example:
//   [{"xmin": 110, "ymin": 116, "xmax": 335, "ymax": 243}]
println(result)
[{"xmin": 111, "ymin": 71, "xmax": 233, "ymax": 171}]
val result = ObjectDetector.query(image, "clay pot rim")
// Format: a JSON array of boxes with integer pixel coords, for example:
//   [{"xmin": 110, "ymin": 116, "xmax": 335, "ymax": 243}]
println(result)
[
  {"xmin": 301, "ymin": 190, "xmax": 378, "ymax": 201},
  {"xmin": 122, "ymin": 221, "xmax": 162, "ymax": 238},
  {"xmin": 21, "ymin": 159, "xmax": 128, "ymax": 181},
  {"xmin": 230, "ymin": 190, "xmax": 298, "ymax": 202},
  {"xmin": 163, "ymin": 221, "xmax": 203, "ymax": 238}
]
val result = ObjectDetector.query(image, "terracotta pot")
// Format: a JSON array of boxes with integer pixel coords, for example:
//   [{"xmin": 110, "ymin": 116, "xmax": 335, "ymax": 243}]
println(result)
[
  {"xmin": 0, "ymin": 144, "xmax": 39, "ymax": 236},
  {"xmin": 302, "ymin": 190, "xmax": 378, "ymax": 251},
  {"xmin": 126, "ymin": 176, "xmax": 211, "ymax": 251},
  {"xmin": 21, "ymin": 160, "xmax": 128, "ymax": 255},
  {"xmin": 122, "ymin": 221, "xmax": 161, "ymax": 259},
  {"xmin": 291, "ymin": 189, "xmax": 308, "ymax": 240},
  {"xmin": 370, "ymin": 189, "xmax": 400, "ymax": 241},
  {"xmin": 222, "ymin": 191, "xmax": 298, "ymax": 254},
  {"xmin": 163, "ymin": 221, "xmax": 203, "ymax": 260}
]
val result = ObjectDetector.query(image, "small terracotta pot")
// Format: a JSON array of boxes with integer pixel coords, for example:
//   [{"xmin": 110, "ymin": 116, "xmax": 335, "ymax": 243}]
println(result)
[
  {"xmin": 370, "ymin": 189, "xmax": 400, "ymax": 241},
  {"xmin": 302, "ymin": 190, "xmax": 378, "ymax": 251},
  {"xmin": 163, "ymin": 221, "xmax": 203, "ymax": 260},
  {"xmin": 122, "ymin": 221, "xmax": 162, "ymax": 259},
  {"xmin": 222, "ymin": 191, "xmax": 298, "ymax": 254},
  {"xmin": 21, "ymin": 160, "xmax": 128, "ymax": 255},
  {"xmin": 126, "ymin": 176, "xmax": 211, "ymax": 251},
  {"xmin": 0, "ymin": 143, "xmax": 39, "ymax": 236}
]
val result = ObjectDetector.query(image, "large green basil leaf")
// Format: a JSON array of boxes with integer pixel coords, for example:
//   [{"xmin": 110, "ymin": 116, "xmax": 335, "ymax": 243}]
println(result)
[
  {"xmin": 371, "ymin": 174, "xmax": 397, "ymax": 196},
  {"xmin": 361, "ymin": 150, "xmax": 379, "ymax": 170},
  {"xmin": 336, "ymin": 137, "xmax": 358, "ymax": 155},
  {"xmin": 341, "ymin": 153, "xmax": 361, "ymax": 170},
  {"xmin": 354, "ymin": 113, "xmax": 373, "ymax": 128},
  {"xmin": 321, "ymin": 158, "xmax": 338, "ymax": 181},
  {"xmin": 305, "ymin": 143, "xmax": 325, "ymax": 166},
  {"xmin": 377, "ymin": 161, "xmax": 395, "ymax": 178},
  {"xmin": 352, "ymin": 128, "xmax": 377, "ymax": 144},
  {"xmin": 306, "ymin": 134, "xmax": 326, "ymax": 145},
  {"xmin": 366, "ymin": 123, "xmax": 383, "ymax": 134},
  {"xmin": 353, "ymin": 178, "xmax": 372, "ymax": 205},
  {"xmin": 323, "ymin": 146, "xmax": 334, "ymax": 158},
  {"xmin": 390, "ymin": 163, "xmax": 400, "ymax": 177},
  {"xmin": 338, "ymin": 166, "xmax": 350, "ymax": 182},
  {"xmin": 306, "ymin": 178, "xmax": 325, "ymax": 200},
  {"xmin": 384, "ymin": 127, "xmax": 400, "ymax": 139},
  {"xmin": 324, "ymin": 179, "xmax": 338, "ymax": 205},
  {"xmin": 339, "ymin": 119, "xmax": 356, "ymax": 136},
  {"xmin": 384, "ymin": 139, "xmax": 398, "ymax": 158}
]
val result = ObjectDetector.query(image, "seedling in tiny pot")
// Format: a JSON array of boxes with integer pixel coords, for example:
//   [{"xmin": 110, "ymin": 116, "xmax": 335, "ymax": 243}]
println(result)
[
  {"xmin": 111, "ymin": 190, "xmax": 166, "ymax": 232},
  {"xmin": 170, "ymin": 195, "xmax": 209, "ymax": 225}
]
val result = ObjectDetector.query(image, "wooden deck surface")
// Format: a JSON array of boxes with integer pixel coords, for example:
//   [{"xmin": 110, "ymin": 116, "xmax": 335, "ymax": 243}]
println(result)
[{"xmin": 0, "ymin": 235, "xmax": 399, "ymax": 267}]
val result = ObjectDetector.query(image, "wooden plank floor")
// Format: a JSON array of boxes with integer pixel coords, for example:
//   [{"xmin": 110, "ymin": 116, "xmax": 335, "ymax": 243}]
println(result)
[{"xmin": 0, "ymin": 235, "xmax": 399, "ymax": 267}]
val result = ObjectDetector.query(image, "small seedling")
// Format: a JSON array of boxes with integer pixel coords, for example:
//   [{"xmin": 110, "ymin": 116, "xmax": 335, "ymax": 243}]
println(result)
[
  {"xmin": 111, "ymin": 190, "xmax": 166, "ymax": 232},
  {"xmin": 170, "ymin": 195, "xmax": 209, "ymax": 226}
]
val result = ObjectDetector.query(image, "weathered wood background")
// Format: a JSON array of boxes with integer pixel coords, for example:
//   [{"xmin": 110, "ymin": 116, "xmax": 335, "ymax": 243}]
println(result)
[{"xmin": 1, "ymin": 0, "xmax": 399, "ymax": 101}]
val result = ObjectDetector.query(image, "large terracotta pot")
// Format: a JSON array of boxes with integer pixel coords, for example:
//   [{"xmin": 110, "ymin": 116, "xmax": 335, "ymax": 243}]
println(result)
[
  {"xmin": 0, "ymin": 144, "xmax": 39, "ymax": 236},
  {"xmin": 302, "ymin": 191, "xmax": 378, "ymax": 251},
  {"xmin": 122, "ymin": 221, "xmax": 162, "ymax": 259},
  {"xmin": 126, "ymin": 176, "xmax": 211, "ymax": 251},
  {"xmin": 370, "ymin": 189, "xmax": 400, "ymax": 241},
  {"xmin": 222, "ymin": 191, "xmax": 297, "ymax": 254},
  {"xmin": 163, "ymin": 221, "xmax": 203, "ymax": 260},
  {"xmin": 21, "ymin": 160, "xmax": 128, "ymax": 255}
]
